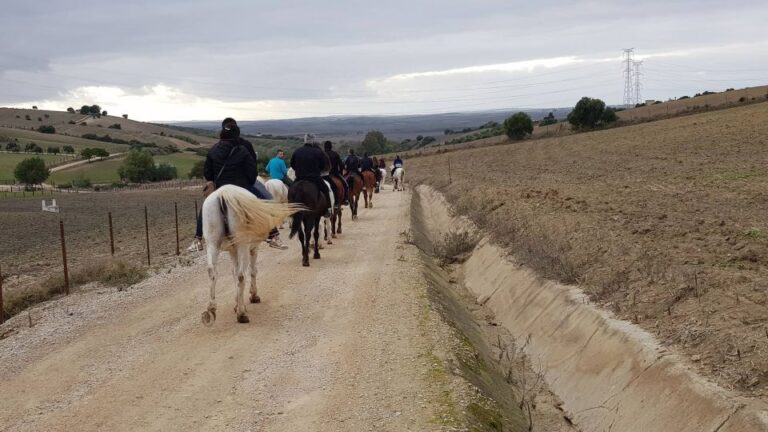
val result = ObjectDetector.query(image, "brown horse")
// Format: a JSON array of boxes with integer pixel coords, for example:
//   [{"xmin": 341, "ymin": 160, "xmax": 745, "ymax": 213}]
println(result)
[
  {"xmin": 329, "ymin": 175, "xmax": 346, "ymax": 237},
  {"xmin": 345, "ymin": 172, "xmax": 363, "ymax": 220},
  {"xmin": 362, "ymin": 170, "xmax": 376, "ymax": 208}
]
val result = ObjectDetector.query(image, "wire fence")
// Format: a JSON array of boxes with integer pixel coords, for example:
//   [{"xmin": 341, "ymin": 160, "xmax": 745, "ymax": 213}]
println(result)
[{"xmin": 0, "ymin": 188, "xmax": 202, "ymax": 323}]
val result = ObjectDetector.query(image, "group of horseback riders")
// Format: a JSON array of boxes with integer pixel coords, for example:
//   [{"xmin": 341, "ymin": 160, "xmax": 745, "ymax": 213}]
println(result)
[{"xmin": 189, "ymin": 117, "xmax": 404, "ymax": 252}]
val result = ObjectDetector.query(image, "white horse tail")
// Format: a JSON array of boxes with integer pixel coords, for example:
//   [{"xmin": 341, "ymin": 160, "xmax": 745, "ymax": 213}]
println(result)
[{"xmin": 218, "ymin": 185, "xmax": 303, "ymax": 244}]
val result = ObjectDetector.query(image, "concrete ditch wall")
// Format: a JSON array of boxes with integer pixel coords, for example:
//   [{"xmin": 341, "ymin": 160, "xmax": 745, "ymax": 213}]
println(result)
[{"xmin": 413, "ymin": 184, "xmax": 768, "ymax": 432}]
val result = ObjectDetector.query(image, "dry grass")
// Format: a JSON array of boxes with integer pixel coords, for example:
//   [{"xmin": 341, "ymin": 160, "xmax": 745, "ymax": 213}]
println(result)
[
  {"xmin": 434, "ymin": 230, "xmax": 480, "ymax": 265},
  {"xmin": 410, "ymin": 101, "xmax": 768, "ymax": 396},
  {"xmin": 3, "ymin": 258, "xmax": 146, "ymax": 317}
]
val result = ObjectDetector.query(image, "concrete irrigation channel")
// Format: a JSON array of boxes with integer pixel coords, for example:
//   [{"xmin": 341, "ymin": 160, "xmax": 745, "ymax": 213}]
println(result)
[{"xmin": 411, "ymin": 184, "xmax": 768, "ymax": 432}]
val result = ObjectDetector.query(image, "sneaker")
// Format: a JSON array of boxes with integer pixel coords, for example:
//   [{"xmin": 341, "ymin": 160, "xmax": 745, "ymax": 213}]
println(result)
[
  {"xmin": 269, "ymin": 237, "xmax": 289, "ymax": 250},
  {"xmin": 187, "ymin": 238, "xmax": 203, "ymax": 252}
]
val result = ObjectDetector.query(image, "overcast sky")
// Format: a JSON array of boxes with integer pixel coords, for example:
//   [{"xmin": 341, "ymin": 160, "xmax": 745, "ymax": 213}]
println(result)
[{"xmin": 1, "ymin": 0, "xmax": 767, "ymax": 121}]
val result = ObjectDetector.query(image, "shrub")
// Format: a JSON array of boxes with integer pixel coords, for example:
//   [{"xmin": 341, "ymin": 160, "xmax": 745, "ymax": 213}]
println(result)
[
  {"xmin": 188, "ymin": 159, "xmax": 205, "ymax": 179},
  {"xmin": 67, "ymin": 107, "xmax": 75, "ymax": 113},
  {"xmin": 71, "ymin": 177, "xmax": 92, "ymax": 188},
  {"xmin": 102, "ymin": 110, "xmax": 108, "ymax": 116},
  {"xmin": 46, "ymin": 146, "xmax": 60, "ymax": 154},
  {"xmin": 108, "ymin": 123, "xmax": 122, "ymax": 129},
  {"xmin": 122, "ymin": 114, "xmax": 128, "ymax": 119},
  {"xmin": 24, "ymin": 142, "xmax": 42, "ymax": 153},
  {"xmin": 739, "ymin": 97, "xmax": 747, "ymax": 102},
  {"xmin": 14, "ymin": 157, "xmax": 50, "ymax": 186},
  {"xmin": 6, "ymin": 142, "xmax": 20, "ymax": 152},
  {"xmin": 24, "ymin": 115, "xmax": 31, "ymax": 120},
  {"xmin": 679, "ymin": 95, "xmax": 690, "ymax": 100},
  {"xmin": 601, "ymin": 107, "xmax": 618, "ymax": 124},
  {"xmin": 32, "ymin": 105, "xmax": 38, "ymax": 109},
  {"xmin": 37, "ymin": 117, "xmax": 42, "ymax": 122},
  {"xmin": 68, "ymin": 120, "xmax": 76, "ymax": 124},
  {"xmin": 80, "ymin": 105, "xmax": 90, "ymax": 114},
  {"xmin": 503, "ymin": 112, "xmax": 534, "ymax": 140},
  {"xmin": 62, "ymin": 145, "xmax": 75, "ymax": 154},
  {"xmin": 37, "ymin": 125, "xmax": 56, "ymax": 134}
]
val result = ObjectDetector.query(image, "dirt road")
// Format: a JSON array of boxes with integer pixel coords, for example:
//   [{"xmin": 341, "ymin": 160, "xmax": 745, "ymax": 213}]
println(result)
[{"xmin": 0, "ymin": 187, "xmax": 460, "ymax": 431}]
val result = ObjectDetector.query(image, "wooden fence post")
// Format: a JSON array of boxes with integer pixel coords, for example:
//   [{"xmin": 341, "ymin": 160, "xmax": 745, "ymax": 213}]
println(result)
[
  {"xmin": 59, "ymin": 220, "xmax": 70, "ymax": 295},
  {"xmin": 108, "ymin": 212, "xmax": 115, "ymax": 256},
  {"xmin": 0, "ymin": 263, "xmax": 4, "ymax": 324},
  {"xmin": 174, "ymin": 202, "xmax": 180, "ymax": 255},
  {"xmin": 144, "ymin": 206, "xmax": 151, "ymax": 266}
]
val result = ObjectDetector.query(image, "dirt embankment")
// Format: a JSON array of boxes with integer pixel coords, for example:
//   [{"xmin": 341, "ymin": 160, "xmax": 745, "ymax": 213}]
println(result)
[
  {"xmin": 412, "ymin": 184, "xmax": 768, "ymax": 431},
  {"xmin": 408, "ymin": 101, "xmax": 768, "ymax": 398}
]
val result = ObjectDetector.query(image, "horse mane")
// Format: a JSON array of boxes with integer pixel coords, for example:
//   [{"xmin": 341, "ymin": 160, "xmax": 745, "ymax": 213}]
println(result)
[{"xmin": 218, "ymin": 185, "xmax": 304, "ymax": 245}]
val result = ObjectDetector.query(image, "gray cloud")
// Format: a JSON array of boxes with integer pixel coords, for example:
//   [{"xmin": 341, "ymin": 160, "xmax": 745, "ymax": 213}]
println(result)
[{"xmin": 1, "ymin": 0, "xmax": 767, "ymax": 120}]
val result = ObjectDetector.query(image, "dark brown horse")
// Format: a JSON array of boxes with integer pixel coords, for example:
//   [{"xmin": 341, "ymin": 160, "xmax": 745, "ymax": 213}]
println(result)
[
  {"xmin": 345, "ymin": 172, "xmax": 363, "ymax": 220},
  {"xmin": 288, "ymin": 180, "xmax": 328, "ymax": 266},
  {"xmin": 362, "ymin": 170, "xmax": 376, "ymax": 208},
  {"xmin": 329, "ymin": 175, "xmax": 346, "ymax": 237}
]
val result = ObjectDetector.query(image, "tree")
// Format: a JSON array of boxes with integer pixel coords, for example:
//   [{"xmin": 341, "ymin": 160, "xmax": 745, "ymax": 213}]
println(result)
[
  {"xmin": 122, "ymin": 114, "xmax": 128, "ymax": 119},
  {"xmin": 67, "ymin": 107, "xmax": 75, "ymax": 113},
  {"xmin": 188, "ymin": 159, "xmax": 205, "ymax": 179},
  {"xmin": 91, "ymin": 148, "xmax": 110, "ymax": 158},
  {"xmin": 32, "ymin": 106, "xmax": 38, "ymax": 110},
  {"xmin": 62, "ymin": 145, "xmax": 75, "ymax": 154},
  {"xmin": 503, "ymin": 112, "xmax": 534, "ymax": 140},
  {"xmin": 601, "ymin": 107, "xmax": 618, "ymax": 124},
  {"xmin": 421, "ymin": 136, "xmax": 436, "ymax": 145},
  {"xmin": 416, "ymin": 135, "xmax": 424, "ymax": 142},
  {"xmin": 14, "ymin": 157, "xmax": 49, "ymax": 187},
  {"xmin": 89, "ymin": 105, "xmax": 101, "ymax": 116},
  {"xmin": 37, "ymin": 125, "xmax": 56, "ymax": 134},
  {"xmin": 361, "ymin": 130, "xmax": 388, "ymax": 154},
  {"xmin": 118, "ymin": 150, "xmax": 156, "ymax": 182},
  {"xmin": 153, "ymin": 162, "xmax": 178, "ymax": 181},
  {"xmin": 47, "ymin": 146, "xmax": 60, "ymax": 154},
  {"xmin": 6, "ymin": 142, "xmax": 20, "ymax": 152},
  {"xmin": 25, "ymin": 142, "xmax": 42, "ymax": 153},
  {"xmin": 540, "ymin": 112, "xmax": 557, "ymax": 126},
  {"xmin": 80, "ymin": 105, "xmax": 91, "ymax": 115},
  {"xmin": 567, "ymin": 97, "xmax": 607, "ymax": 130},
  {"xmin": 81, "ymin": 148, "xmax": 94, "ymax": 160},
  {"xmin": 102, "ymin": 110, "xmax": 108, "ymax": 116}
]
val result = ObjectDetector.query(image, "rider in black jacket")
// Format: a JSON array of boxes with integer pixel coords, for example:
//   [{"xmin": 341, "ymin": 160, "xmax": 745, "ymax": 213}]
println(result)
[
  {"xmin": 290, "ymin": 134, "xmax": 332, "ymax": 216},
  {"xmin": 344, "ymin": 148, "xmax": 361, "ymax": 175},
  {"xmin": 324, "ymin": 140, "xmax": 349, "ymax": 205}
]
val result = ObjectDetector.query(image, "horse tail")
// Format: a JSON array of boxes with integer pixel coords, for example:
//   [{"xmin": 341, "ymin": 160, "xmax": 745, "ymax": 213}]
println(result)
[
  {"xmin": 289, "ymin": 211, "xmax": 302, "ymax": 239},
  {"xmin": 218, "ymin": 185, "xmax": 304, "ymax": 244}
]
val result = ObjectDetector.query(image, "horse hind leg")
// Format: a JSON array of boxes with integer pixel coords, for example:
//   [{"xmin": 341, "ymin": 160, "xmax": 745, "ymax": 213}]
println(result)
[
  {"xmin": 313, "ymin": 218, "xmax": 321, "ymax": 259},
  {"xmin": 249, "ymin": 246, "xmax": 260, "ymax": 304},
  {"xmin": 301, "ymin": 218, "xmax": 311, "ymax": 266},
  {"xmin": 202, "ymin": 243, "xmax": 220, "ymax": 326},
  {"xmin": 234, "ymin": 245, "xmax": 250, "ymax": 323}
]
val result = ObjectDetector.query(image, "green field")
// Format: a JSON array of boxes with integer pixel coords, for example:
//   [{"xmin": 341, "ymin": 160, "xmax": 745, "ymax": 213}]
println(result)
[
  {"xmin": 155, "ymin": 153, "xmax": 203, "ymax": 179},
  {"xmin": 48, "ymin": 152, "xmax": 204, "ymax": 184},
  {"xmin": 49, "ymin": 158, "xmax": 124, "ymax": 184},
  {"xmin": 0, "ymin": 153, "xmax": 75, "ymax": 182}
]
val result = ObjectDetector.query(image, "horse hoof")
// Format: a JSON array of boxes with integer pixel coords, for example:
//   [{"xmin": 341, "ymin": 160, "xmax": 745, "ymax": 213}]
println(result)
[
  {"xmin": 202, "ymin": 310, "xmax": 215, "ymax": 326},
  {"xmin": 303, "ymin": 260, "xmax": 310, "ymax": 267},
  {"xmin": 331, "ymin": 234, "xmax": 337, "ymax": 239},
  {"xmin": 237, "ymin": 314, "xmax": 250, "ymax": 324},
  {"xmin": 250, "ymin": 294, "xmax": 261, "ymax": 304},
  {"xmin": 313, "ymin": 253, "xmax": 321, "ymax": 259}
]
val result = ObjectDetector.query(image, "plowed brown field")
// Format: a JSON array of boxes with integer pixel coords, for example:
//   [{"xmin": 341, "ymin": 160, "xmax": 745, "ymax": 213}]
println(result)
[{"xmin": 409, "ymin": 101, "xmax": 768, "ymax": 397}]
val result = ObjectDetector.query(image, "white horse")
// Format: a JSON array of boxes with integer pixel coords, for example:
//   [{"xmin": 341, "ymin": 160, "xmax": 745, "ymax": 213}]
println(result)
[
  {"xmin": 201, "ymin": 185, "xmax": 301, "ymax": 325},
  {"xmin": 378, "ymin": 168, "xmax": 387, "ymax": 189},
  {"xmin": 393, "ymin": 167, "xmax": 405, "ymax": 191}
]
